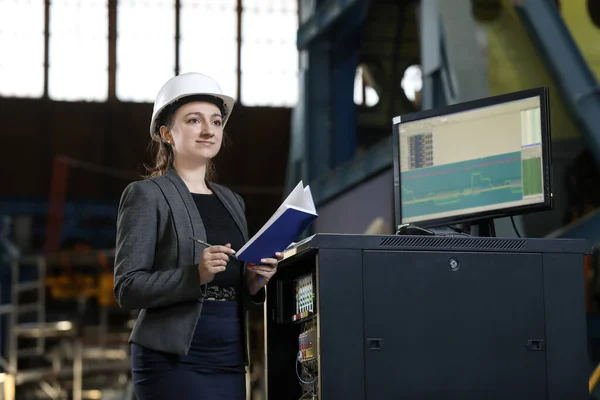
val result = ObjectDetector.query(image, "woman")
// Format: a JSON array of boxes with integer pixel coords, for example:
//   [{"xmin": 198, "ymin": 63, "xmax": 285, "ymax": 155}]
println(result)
[{"xmin": 113, "ymin": 72, "xmax": 281, "ymax": 400}]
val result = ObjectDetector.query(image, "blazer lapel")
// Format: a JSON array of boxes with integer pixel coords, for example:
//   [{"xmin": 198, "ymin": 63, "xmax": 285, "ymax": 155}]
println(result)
[
  {"xmin": 160, "ymin": 170, "xmax": 248, "ymax": 266},
  {"xmin": 164, "ymin": 169, "xmax": 206, "ymax": 265}
]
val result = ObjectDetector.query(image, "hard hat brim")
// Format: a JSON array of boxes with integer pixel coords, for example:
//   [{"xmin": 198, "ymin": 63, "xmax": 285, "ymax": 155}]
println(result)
[{"xmin": 149, "ymin": 92, "xmax": 235, "ymax": 137}]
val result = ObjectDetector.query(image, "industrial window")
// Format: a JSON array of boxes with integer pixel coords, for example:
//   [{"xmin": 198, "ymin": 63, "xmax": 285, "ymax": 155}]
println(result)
[
  {"xmin": 48, "ymin": 0, "xmax": 109, "ymax": 101},
  {"xmin": 116, "ymin": 0, "xmax": 176, "ymax": 102},
  {"xmin": 179, "ymin": 0, "xmax": 238, "ymax": 100},
  {"xmin": 0, "ymin": 0, "xmax": 45, "ymax": 98},
  {"xmin": 241, "ymin": 0, "xmax": 299, "ymax": 107},
  {"xmin": 401, "ymin": 64, "xmax": 422, "ymax": 106},
  {"xmin": 0, "ymin": 1, "xmax": 299, "ymax": 107},
  {"xmin": 354, "ymin": 65, "xmax": 379, "ymax": 107}
]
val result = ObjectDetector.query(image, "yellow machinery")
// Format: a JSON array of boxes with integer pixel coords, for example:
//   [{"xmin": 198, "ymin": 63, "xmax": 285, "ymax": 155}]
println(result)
[{"xmin": 44, "ymin": 246, "xmax": 117, "ymax": 307}]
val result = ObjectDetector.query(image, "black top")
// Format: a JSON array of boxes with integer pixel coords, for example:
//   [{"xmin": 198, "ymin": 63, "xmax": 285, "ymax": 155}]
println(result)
[{"xmin": 191, "ymin": 193, "xmax": 245, "ymax": 301}]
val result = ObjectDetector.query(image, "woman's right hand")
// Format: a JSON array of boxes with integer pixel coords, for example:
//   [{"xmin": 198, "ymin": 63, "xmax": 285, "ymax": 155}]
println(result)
[{"xmin": 198, "ymin": 243, "xmax": 236, "ymax": 285}]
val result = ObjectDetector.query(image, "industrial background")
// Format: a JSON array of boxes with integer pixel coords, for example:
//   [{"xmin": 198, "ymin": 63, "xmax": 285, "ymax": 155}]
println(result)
[{"xmin": 1, "ymin": 0, "xmax": 600, "ymax": 399}]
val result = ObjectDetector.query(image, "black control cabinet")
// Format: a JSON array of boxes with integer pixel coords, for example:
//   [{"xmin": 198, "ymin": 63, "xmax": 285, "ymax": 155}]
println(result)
[{"xmin": 263, "ymin": 234, "xmax": 590, "ymax": 400}]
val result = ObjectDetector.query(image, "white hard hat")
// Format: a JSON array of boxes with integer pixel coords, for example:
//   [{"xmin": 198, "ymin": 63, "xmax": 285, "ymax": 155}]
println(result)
[{"xmin": 149, "ymin": 72, "xmax": 235, "ymax": 137}]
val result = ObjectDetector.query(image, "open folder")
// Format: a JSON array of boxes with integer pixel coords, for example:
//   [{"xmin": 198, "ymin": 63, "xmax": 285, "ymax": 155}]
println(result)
[{"xmin": 236, "ymin": 181, "xmax": 318, "ymax": 264}]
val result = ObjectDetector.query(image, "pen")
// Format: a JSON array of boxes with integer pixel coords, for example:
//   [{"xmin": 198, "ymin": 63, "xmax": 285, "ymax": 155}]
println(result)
[
  {"xmin": 190, "ymin": 236, "xmax": 240, "ymax": 261},
  {"xmin": 190, "ymin": 236, "xmax": 264, "ymax": 283}
]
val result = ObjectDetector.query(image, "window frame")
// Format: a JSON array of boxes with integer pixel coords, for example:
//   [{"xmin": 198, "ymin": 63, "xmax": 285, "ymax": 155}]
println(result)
[{"xmin": 4, "ymin": 0, "xmax": 299, "ymax": 106}]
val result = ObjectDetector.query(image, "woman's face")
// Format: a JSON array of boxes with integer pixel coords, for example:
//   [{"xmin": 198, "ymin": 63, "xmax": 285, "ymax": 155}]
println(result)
[{"xmin": 162, "ymin": 100, "xmax": 224, "ymax": 163}]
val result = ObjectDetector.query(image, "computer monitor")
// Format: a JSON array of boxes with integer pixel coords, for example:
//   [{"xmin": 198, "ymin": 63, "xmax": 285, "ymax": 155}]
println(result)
[{"xmin": 392, "ymin": 87, "xmax": 552, "ymax": 230}]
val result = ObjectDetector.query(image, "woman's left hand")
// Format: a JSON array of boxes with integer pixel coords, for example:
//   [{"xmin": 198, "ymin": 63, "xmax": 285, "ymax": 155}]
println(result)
[{"xmin": 248, "ymin": 252, "xmax": 284, "ymax": 295}]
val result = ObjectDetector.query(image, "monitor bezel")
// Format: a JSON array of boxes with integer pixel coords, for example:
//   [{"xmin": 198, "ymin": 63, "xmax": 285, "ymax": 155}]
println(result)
[{"xmin": 392, "ymin": 86, "xmax": 553, "ymax": 230}]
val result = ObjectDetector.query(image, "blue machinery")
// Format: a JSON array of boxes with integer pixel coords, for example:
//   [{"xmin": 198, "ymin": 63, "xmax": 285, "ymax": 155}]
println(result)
[
  {"xmin": 286, "ymin": 0, "xmax": 600, "ymax": 242},
  {"xmin": 286, "ymin": 0, "xmax": 369, "ymax": 192}
]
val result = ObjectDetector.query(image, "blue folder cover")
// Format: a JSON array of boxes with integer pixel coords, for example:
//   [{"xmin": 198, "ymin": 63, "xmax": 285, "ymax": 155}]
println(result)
[{"xmin": 236, "ymin": 208, "xmax": 318, "ymax": 264}]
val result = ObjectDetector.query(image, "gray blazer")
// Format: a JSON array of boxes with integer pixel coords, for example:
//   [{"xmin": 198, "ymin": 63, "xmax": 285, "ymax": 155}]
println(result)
[{"xmin": 113, "ymin": 169, "xmax": 264, "ymax": 357}]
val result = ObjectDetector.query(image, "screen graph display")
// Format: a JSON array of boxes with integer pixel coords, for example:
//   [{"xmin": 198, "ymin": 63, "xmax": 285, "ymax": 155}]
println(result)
[{"xmin": 397, "ymin": 94, "xmax": 548, "ymax": 225}]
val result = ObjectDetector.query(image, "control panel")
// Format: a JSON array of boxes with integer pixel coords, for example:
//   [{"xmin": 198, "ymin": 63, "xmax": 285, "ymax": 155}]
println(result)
[
  {"xmin": 294, "ymin": 273, "xmax": 318, "ymax": 399},
  {"xmin": 294, "ymin": 273, "xmax": 315, "ymax": 322}
]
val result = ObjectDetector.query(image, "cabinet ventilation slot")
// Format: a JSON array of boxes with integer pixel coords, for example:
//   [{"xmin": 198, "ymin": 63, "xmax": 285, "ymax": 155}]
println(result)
[{"xmin": 379, "ymin": 236, "xmax": 526, "ymax": 251}]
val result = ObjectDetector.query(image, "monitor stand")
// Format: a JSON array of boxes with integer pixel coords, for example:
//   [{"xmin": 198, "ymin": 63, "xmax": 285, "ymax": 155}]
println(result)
[
  {"xmin": 396, "ymin": 220, "xmax": 497, "ymax": 238},
  {"xmin": 472, "ymin": 219, "xmax": 496, "ymax": 238}
]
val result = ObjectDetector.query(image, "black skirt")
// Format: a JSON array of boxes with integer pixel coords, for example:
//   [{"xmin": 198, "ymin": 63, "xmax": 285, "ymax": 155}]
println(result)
[{"xmin": 131, "ymin": 300, "xmax": 246, "ymax": 400}]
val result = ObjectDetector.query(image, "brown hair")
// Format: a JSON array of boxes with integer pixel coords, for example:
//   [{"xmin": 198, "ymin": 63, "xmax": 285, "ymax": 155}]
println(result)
[{"xmin": 144, "ymin": 95, "xmax": 226, "ymax": 180}]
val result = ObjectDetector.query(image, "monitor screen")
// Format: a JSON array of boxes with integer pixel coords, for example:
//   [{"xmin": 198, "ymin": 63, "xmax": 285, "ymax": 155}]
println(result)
[{"xmin": 392, "ymin": 87, "xmax": 552, "ymax": 228}]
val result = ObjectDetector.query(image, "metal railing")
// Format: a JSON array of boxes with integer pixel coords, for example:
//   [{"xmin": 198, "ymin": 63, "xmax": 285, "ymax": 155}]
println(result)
[{"xmin": 0, "ymin": 250, "xmax": 131, "ymax": 400}]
